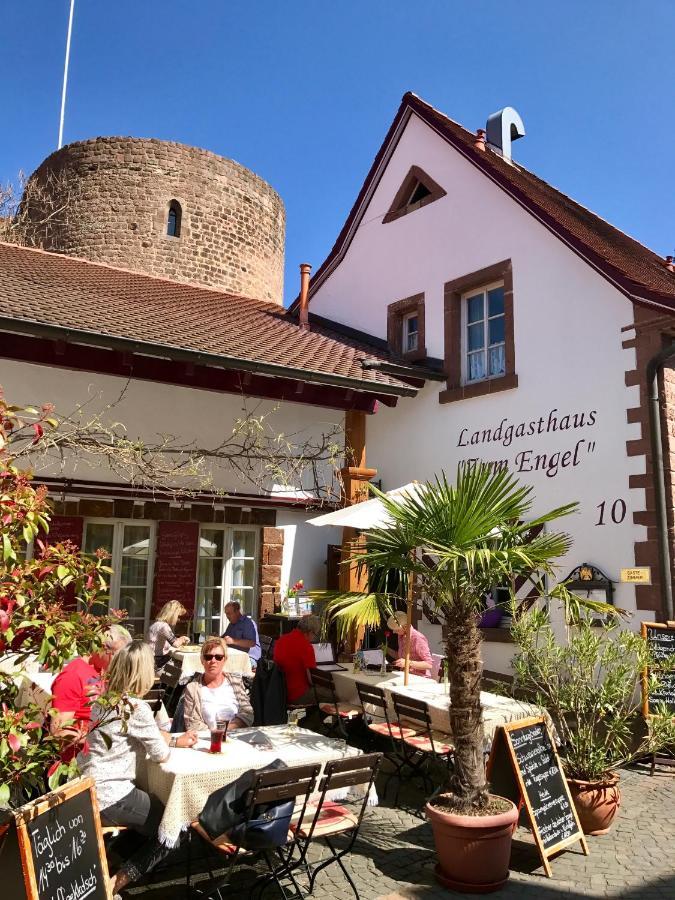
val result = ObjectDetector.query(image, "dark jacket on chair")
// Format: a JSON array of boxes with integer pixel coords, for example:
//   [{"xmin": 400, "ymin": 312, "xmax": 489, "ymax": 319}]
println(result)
[{"xmin": 251, "ymin": 660, "xmax": 287, "ymax": 726}]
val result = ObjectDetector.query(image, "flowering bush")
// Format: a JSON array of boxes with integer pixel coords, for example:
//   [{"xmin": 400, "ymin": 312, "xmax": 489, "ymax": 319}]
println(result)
[
  {"xmin": 1, "ymin": 391, "xmax": 122, "ymax": 808},
  {"xmin": 287, "ymin": 579, "xmax": 304, "ymax": 598}
]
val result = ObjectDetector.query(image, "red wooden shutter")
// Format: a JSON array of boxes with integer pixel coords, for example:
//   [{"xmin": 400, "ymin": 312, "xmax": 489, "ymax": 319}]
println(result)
[{"xmin": 152, "ymin": 521, "xmax": 200, "ymax": 617}]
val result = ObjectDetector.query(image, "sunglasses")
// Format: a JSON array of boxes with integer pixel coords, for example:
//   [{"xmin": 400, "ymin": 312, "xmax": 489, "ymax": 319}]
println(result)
[{"xmin": 203, "ymin": 653, "xmax": 225, "ymax": 662}]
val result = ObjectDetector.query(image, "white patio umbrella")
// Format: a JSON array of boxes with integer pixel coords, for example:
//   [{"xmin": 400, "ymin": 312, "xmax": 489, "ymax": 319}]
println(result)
[{"xmin": 308, "ymin": 482, "xmax": 422, "ymax": 684}]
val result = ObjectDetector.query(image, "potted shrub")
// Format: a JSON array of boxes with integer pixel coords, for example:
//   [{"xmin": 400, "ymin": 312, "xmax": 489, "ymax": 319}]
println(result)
[
  {"xmin": 323, "ymin": 464, "xmax": 582, "ymax": 892},
  {"xmin": 511, "ymin": 605, "xmax": 675, "ymax": 835}
]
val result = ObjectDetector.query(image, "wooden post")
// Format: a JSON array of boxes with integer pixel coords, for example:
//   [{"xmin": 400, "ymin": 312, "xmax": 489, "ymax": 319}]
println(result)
[
  {"xmin": 340, "ymin": 410, "xmax": 376, "ymax": 652},
  {"xmin": 404, "ymin": 570, "xmax": 413, "ymax": 686}
]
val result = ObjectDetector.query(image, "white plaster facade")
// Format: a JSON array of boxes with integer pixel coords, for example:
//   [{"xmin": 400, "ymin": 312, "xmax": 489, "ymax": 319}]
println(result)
[{"xmin": 309, "ymin": 112, "xmax": 653, "ymax": 671}]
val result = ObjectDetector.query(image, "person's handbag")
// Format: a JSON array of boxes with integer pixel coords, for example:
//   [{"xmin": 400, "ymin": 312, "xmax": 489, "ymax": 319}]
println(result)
[{"xmin": 198, "ymin": 758, "xmax": 292, "ymax": 850}]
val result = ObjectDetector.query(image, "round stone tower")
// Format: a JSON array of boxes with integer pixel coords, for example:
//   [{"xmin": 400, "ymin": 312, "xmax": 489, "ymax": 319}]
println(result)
[{"xmin": 25, "ymin": 137, "xmax": 285, "ymax": 304}]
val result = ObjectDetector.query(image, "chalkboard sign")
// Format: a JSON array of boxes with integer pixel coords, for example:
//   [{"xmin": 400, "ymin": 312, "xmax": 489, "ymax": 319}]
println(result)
[
  {"xmin": 153, "ymin": 520, "xmax": 200, "ymax": 614},
  {"xmin": 5, "ymin": 777, "xmax": 110, "ymax": 900},
  {"xmin": 641, "ymin": 622, "xmax": 675, "ymax": 715},
  {"xmin": 487, "ymin": 717, "xmax": 588, "ymax": 877}
]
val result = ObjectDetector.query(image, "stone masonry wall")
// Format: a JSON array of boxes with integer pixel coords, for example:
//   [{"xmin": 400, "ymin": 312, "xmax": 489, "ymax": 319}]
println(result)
[
  {"xmin": 25, "ymin": 137, "xmax": 285, "ymax": 303},
  {"xmin": 259, "ymin": 527, "xmax": 284, "ymax": 617}
]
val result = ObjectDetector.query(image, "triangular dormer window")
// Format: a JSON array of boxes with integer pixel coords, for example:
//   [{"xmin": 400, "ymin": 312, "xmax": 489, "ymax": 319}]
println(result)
[{"xmin": 382, "ymin": 165, "xmax": 446, "ymax": 224}]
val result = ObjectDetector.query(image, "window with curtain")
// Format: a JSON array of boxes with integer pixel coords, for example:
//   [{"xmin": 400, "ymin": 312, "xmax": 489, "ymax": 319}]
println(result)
[
  {"xmin": 464, "ymin": 284, "xmax": 505, "ymax": 383},
  {"xmin": 195, "ymin": 527, "xmax": 258, "ymax": 638}
]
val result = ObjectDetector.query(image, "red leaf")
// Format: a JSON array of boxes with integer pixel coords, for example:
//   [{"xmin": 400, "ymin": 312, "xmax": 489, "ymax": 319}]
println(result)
[
  {"xmin": 0, "ymin": 611, "xmax": 9, "ymax": 632},
  {"xmin": 7, "ymin": 733, "xmax": 21, "ymax": 753},
  {"xmin": 31, "ymin": 423, "xmax": 44, "ymax": 444}
]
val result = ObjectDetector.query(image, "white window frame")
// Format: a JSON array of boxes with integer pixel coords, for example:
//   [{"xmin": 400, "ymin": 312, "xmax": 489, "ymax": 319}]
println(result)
[
  {"xmin": 195, "ymin": 525, "xmax": 259, "ymax": 635},
  {"xmin": 402, "ymin": 311, "xmax": 419, "ymax": 354},
  {"xmin": 82, "ymin": 518, "xmax": 156, "ymax": 633},
  {"xmin": 461, "ymin": 280, "xmax": 506, "ymax": 385}
]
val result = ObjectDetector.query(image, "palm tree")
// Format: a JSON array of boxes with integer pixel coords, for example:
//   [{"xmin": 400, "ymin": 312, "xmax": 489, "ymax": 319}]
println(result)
[{"xmin": 323, "ymin": 463, "xmax": 583, "ymax": 813}]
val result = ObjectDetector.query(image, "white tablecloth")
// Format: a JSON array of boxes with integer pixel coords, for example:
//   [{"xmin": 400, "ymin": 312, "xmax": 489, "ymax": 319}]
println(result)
[
  {"xmin": 171, "ymin": 646, "xmax": 253, "ymax": 680},
  {"xmin": 332, "ymin": 665, "xmax": 552, "ymax": 749},
  {"xmin": 138, "ymin": 725, "xmax": 369, "ymax": 847}
]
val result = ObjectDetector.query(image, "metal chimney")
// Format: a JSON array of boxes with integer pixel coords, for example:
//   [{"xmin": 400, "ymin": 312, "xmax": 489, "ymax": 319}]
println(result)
[{"xmin": 486, "ymin": 107, "xmax": 525, "ymax": 163}]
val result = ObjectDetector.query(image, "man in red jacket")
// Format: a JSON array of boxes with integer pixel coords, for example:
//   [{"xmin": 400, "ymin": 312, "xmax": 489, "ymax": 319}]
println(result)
[{"xmin": 273, "ymin": 615, "xmax": 320, "ymax": 705}]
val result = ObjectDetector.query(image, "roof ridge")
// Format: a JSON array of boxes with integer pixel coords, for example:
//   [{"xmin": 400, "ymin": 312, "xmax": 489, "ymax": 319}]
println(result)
[{"xmin": 0, "ymin": 239, "xmax": 284, "ymax": 310}]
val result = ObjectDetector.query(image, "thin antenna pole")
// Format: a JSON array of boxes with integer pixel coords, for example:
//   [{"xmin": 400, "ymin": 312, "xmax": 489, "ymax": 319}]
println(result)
[{"xmin": 58, "ymin": 0, "xmax": 76, "ymax": 149}]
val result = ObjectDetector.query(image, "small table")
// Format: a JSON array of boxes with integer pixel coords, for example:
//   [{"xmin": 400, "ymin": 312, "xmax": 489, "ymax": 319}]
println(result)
[
  {"xmin": 332, "ymin": 664, "xmax": 553, "ymax": 749},
  {"xmin": 171, "ymin": 645, "xmax": 253, "ymax": 680},
  {"xmin": 139, "ymin": 726, "xmax": 369, "ymax": 847}
]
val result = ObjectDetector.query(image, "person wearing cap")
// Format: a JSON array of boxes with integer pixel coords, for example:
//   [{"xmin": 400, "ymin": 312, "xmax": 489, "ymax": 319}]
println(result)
[{"xmin": 386, "ymin": 611, "xmax": 433, "ymax": 677}]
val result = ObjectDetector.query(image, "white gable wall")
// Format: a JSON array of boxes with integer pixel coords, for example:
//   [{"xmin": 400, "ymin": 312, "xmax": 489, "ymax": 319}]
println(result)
[{"xmin": 310, "ymin": 113, "xmax": 651, "ymax": 672}]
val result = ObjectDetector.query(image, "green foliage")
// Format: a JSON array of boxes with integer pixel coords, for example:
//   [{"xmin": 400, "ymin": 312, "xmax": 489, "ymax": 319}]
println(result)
[
  {"xmin": 0, "ymin": 390, "xmax": 126, "ymax": 809},
  {"xmin": 511, "ymin": 605, "xmax": 675, "ymax": 781}
]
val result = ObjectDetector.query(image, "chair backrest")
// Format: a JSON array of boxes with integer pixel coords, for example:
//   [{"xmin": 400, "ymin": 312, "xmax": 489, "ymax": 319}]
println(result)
[
  {"xmin": 144, "ymin": 687, "xmax": 165, "ymax": 713},
  {"xmin": 356, "ymin": 682, "xmax": 390, "ymax": 722},
  {"xmin": 431, "ymin": 653, "xmax": 444, "ymax": 682},
  {"xmin": 391, "ymin": 692, "xmax": 431, "ymax": 734},
  {"xmin": 160, "ymin": 659, "xmax": 183, "ymax": 689},
  {"xmin": 309, "ymin": 667, "xmax": 337, "ymax": 701},
  {"xmin": 300, "ymin": 752, "xmax": 382, "ymax": 839},
  {"xmin": 259, "ymin": 634, "xmax": 274, "ymax": 660}
]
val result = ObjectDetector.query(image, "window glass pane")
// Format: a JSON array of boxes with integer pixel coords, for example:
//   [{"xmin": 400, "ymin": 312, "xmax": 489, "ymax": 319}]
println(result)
[
  {"xmin": 201, "ymin": 529, "xmax": 224, "ymax": 558},
  {"xmin": 488, "ymin": 286, "xmax": 504, "ymax": 317},
  {"xmin": 84, "ymin": 523, "xmax": 114, "ymax": 556},
  {"xmin": 467, "ymin": 322, "xmax": 484, "ymax": 352},
  {"xmin": 232, "ymin": 531, "xmax": 255, "ymax": 558},
  {"xmin": 121, "ymin": 556, "xmax": 148, "ymax": 586},
  {"xmin": 231, "ymin": 587, "xmax": 254, "ymax": 615},
  {"xmin": 199, "ymin": 557, "xmax": 223, "ymax": 588},
  {"xmin": 468, "ymin": 352, "xmax": 485, "ymax": 381},
  {"xmin": 488, "ymin": 317, "xmax": 505, "ymax": 346},
  {"xmin": 167, "ymin": 209, "xmax": 177, "ymax": 237},
  {"xmin": 488, "ymin": 345, "xmax": 506, "ymax": 377},
  {"xmin": 118, "ymin": 587, "xmax": 146, "ymax": 620},
  {"xmin": 467, "ymin": 294, "xmax": 484, "ymax": 323},
  {"xmin": 232, "ymin": 558, "xmax": 255, "ymax": 588},
  {"xmin": 122, "ymin": 525, "xmax": 150, "ymax": 554},
  {"xmin": 406, "ymin": 316, "xmax": 418, "ymax": 335}
]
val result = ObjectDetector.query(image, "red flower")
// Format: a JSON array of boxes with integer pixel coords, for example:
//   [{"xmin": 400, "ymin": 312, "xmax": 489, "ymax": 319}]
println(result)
[{"xmin": 384, "ymin": 630, "xmax": 392, "ymax": 639}]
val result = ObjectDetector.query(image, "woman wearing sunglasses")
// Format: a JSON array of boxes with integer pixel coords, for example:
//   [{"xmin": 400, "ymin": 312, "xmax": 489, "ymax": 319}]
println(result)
[{"xmin": 182, "ymin": 636, "xmax": 253, "ymax": 732}]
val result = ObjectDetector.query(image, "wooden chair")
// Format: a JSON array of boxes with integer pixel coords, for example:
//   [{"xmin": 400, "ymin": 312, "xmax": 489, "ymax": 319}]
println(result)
[
  {"xmin": 159, "ymin": 658, "xmax": 184, "ymax": 715},
  {"xmin": 291, "ymin": 753, "xmax": 382, "ymax": 900},
  {"xmin": 355, "ymin": 682, "xmax": 415, "ymax": 798},
  {"xmin": 309, "ymin": 668, "xmax": 361, "ymax": 738},
  {"xmin": 390, "ymin": 692, "xmax": 454, "ymax": 801},
  {"xmin": 187, "ymin": 762, "xmax": 320, "ymax": 899},
  {"xmin": 144, "ymin": 687, "xmax": 166, "ymax": 715}
]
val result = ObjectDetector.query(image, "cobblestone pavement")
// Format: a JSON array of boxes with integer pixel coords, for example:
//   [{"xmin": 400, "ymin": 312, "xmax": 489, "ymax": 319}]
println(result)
[{"xmin": 126, "ymin": 761, "xmax": 674, "ymax": 900}]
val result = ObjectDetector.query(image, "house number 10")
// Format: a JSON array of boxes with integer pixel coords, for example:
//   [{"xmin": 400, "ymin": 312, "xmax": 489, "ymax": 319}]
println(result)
[{"xmin": 595, "ymin": 499, "xmax": 627, "ymax": 526}]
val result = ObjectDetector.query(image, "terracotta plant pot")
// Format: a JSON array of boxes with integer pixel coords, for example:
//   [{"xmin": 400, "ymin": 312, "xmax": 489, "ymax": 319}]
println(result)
[
  {"xmin": 567, "ymin": 772, "xmax": 621, "ymax": 835},
  {"xmin": 426, "ymin": 796, "xmax": 518, "ymax": 893}
]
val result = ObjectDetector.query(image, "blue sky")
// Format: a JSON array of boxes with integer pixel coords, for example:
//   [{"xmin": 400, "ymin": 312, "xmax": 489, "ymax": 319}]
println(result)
[{"xmin": 1, "ymin": 1, "xmax": 673, "ymax": 304}]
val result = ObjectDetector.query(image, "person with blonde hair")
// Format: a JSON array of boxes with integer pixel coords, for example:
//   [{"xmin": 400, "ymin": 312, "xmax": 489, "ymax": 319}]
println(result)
[
  {"xmin": 146, "ymin": 599, "xmax": 189, "ymax": 668},
  {"xmin": 182, "ymin": 636, "xmax": 253, "ymax": 732},
  {"xmin": 386, "ymin": 610, "xmax": 433, "ymax": 676},
  {"xmin": 78, "ymin": 641, "xmax": 198, "ymax": 896}
]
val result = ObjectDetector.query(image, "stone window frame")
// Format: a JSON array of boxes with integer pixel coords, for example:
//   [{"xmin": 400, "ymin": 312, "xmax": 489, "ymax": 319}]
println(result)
[
  {"xmin": 382, "ymin": 165, "xmax": 447, "ymax": 225},
  {"xmin": 156, "ymin": 196, "xmax": 187, "ymax": 241},
  {"xmin": 387, "ymin": 293, "xmax": 426, "ymax": 362},
  {"xmin": 439, "ymin": 259, "xmax": 517, "ymax": 404}
]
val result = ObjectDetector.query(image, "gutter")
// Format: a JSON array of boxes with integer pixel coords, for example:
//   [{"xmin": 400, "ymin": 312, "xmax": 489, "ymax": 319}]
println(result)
[
  {"xmin": 360, "ymin": 358, "xmax": 446, "ymax": 382},
  {"xmin": 646, "ymin": 343, "xmax": 675, "ymax": 621},
  {"xmin": 0, "ymin": 315, "xmax": 418, "ymax": 399}
]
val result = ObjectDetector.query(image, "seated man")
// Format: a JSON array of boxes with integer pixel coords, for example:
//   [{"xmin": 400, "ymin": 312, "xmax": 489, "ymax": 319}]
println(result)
[
  {"xmin": 386, "ymin": 611, "xmax": 433, "ymax": 677},
  {"xmin": 50, "ymin": 624, "xmax": 132, "ymax": 757},
  {"xmin": 272, "ymin": 614, "xmax": 320, "ymax": 705},
  {"xmin": 222, "ymin": 600, "xmax": 261, "ymax": 663}
]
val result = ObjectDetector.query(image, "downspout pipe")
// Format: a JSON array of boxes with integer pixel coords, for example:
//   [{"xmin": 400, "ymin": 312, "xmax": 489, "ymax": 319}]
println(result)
[{"xmin": 646, "ymin": 342, "xmax": 675, "ymax": 621}]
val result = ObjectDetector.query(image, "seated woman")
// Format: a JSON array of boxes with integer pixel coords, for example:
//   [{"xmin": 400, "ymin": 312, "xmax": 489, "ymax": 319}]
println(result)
[
  {"xmin": 182, "ymin": 637, "xmax": 254, "ymax": 732},
  {"xmin": 386, "ymin": 611, "xmax": 433, "ymax": 677},
  {"xmin": 146, "ymin": 600, "xmax": 190, "ymax": 669},
  {"xmin": 78, "ymin": 641, "xmax": 198, "ymax": 897}
]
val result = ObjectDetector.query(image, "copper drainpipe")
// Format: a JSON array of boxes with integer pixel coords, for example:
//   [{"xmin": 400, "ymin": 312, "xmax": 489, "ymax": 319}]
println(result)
[{"xmin": 299, "ymin": 263, "xmax": 311, "ymax": 331}]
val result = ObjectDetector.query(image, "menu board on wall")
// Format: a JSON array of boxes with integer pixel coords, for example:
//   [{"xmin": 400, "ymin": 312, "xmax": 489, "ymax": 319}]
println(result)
[
  {"xmin": 3, "ymin": 777, "xmax": 110, "ymax": 900},
  {"xmin": 642, "ymin": 622, "xmax": 675, "ymax": 715},
  {"xmin": 487, "ymin": 717, "xmax": 588, "ymax": 877},
  {"xmin": 152, "ymin": 520, "xmax": 200, "ymax": 615}
]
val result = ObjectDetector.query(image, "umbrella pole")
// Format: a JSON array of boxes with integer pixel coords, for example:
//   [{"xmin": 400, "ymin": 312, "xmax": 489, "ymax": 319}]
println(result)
[{"xmin": 404, "ymin": 572, "xmax": 413, "ymax": 686}]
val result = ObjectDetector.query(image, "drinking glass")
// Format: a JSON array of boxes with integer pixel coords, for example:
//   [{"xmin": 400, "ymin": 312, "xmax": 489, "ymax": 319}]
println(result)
[
  {"xmin": 287, "ymin": 709, "xmax": 301, "ymax": 734},
  {"xmin": 209, "ymin": 715, "xmax": 229, "ymax": 753}
]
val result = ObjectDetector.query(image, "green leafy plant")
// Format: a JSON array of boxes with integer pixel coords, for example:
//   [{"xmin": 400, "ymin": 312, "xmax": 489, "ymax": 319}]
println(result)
[
  {"xmin": 319, "ymin": 463, "xmax": 586, "ymax": 813},
  {"xmin": 0, "ymin": 391, "xmax": 124, "ymax": 809},
  {"xmin": 511, "ymin": 605, "xmax": 675, "ymax": 781}
]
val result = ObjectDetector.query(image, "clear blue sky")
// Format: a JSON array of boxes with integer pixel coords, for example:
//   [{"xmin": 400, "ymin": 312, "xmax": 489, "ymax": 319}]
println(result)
[{"xmin": 2, "ymin": 1, "xmax": 673, "ymax": 305}]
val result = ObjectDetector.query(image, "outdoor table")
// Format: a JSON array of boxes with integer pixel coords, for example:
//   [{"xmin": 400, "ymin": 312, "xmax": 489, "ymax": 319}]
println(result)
[
  {"xmin": 170, "ymin": 644, "xmax": 253, "ymax": 681},
  {"xmin": 138, "ymin": 725, "xmax": 371, "ymax": 847},
  {"xmin": 332, "ymin": 664, "xmax": 553, "ymax": 750}
]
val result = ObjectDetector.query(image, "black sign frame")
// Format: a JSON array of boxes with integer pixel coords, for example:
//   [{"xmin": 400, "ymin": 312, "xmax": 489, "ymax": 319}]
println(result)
[
  {"xmin": 486, "ymin": 716, "xmax": 589, "ymax": 877},
  {"xmin": 641, "ymin": 621, "xmax": 675, "ymax": 716}
]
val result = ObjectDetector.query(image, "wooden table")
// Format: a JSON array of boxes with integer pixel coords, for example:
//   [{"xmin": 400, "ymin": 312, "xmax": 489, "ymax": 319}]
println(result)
[
  {"xmin": 138, "ymin": 725, "xmax": 369, "ymax": 847},
  {"xmin": 332, "ymin": 664, "xmax": 553, "ymax": 749},
  {"xmin": 170, "ymin": 645, "xmax": 253, "ymax": 680}
]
